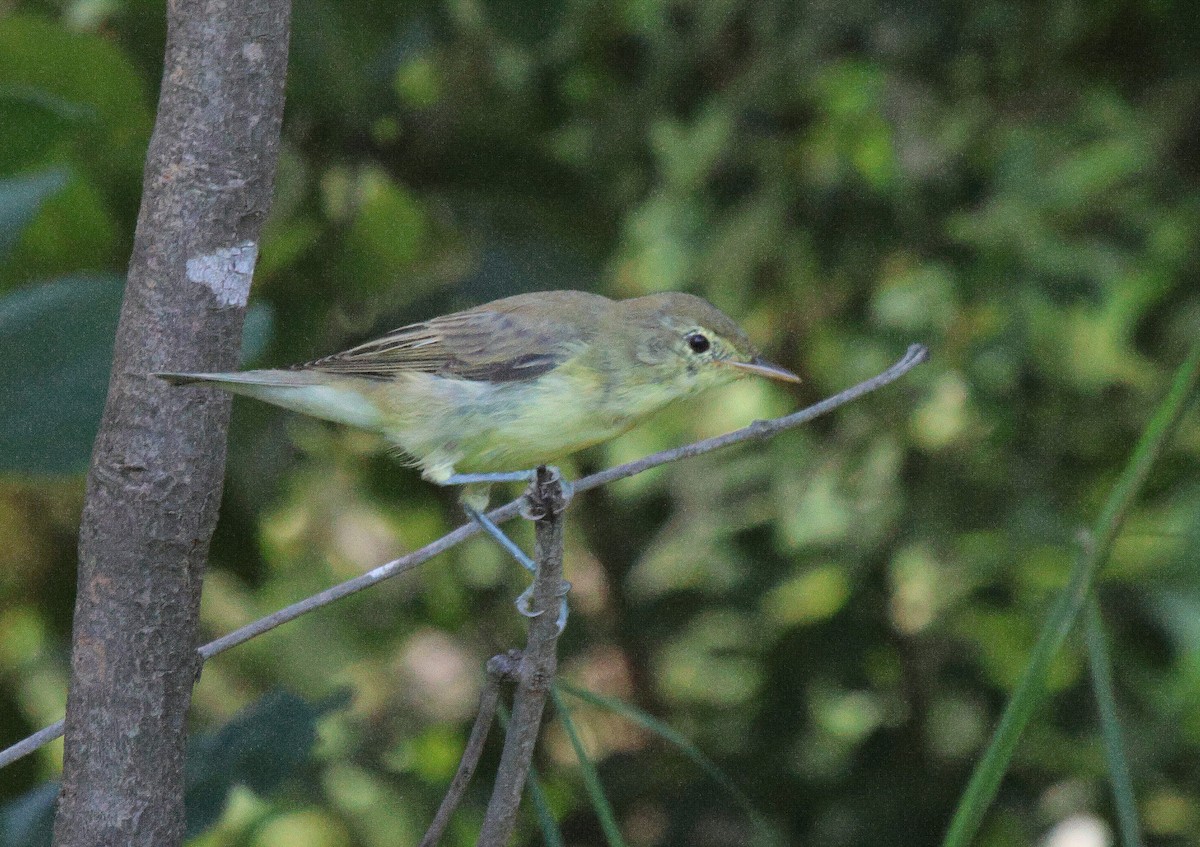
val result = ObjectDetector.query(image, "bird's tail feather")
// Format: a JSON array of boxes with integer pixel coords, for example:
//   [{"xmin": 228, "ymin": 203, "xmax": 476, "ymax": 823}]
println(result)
[
  {"xmin": 153, "ymin": 369, "xmax": 384, "ymax": 429},
  {"xmin": 153, "ymin": 369, "xmax": 325, "ymax": 387}
]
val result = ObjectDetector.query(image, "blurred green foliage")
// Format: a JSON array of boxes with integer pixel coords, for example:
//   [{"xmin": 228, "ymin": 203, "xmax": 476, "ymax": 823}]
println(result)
[
  {"xmin": 0, "ymin": 689, "xmax": 348, "ymax": 847},
  {"xmin": 2, "ymin": 1, "xmax": 1200, "ymax": 845}
]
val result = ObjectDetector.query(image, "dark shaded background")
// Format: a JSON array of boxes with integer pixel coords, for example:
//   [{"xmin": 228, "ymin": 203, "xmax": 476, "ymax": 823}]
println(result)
[{"xmin": 2, "ymin": 1, "xmax": 1199, "ymax": 845}]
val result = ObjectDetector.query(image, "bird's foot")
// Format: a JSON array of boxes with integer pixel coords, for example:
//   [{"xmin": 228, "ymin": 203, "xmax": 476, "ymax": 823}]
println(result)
[
  {"xmin": 518, "ymin": 466, "xmax": 573, "ymax": 519},
  {"xmin": 459, "ymin": 467, "xmax": 573, "ymax": 634}
]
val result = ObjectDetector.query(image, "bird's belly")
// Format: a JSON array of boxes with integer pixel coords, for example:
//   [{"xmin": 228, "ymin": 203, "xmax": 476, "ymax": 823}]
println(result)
[
  {"xmin": 372, "ymin": 368, "xmax": 676, "ymax": 481},
  {"xmin": 381, "ymin": 371, "xmax": 637, "ymax": 477},
  {"xmin": 456, "ymin": 392, "xmax": 632, "ymax": 473}
]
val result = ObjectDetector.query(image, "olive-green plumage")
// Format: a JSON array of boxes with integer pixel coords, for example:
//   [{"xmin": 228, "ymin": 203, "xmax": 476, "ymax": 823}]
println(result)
[{"xmin": 157, "ymin": 291, "xmax": 798, "ymax": 501}]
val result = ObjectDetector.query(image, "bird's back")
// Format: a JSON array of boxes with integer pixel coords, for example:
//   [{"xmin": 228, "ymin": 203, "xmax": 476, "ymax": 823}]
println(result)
[{"xmin": 298, "ymin": 290, "xmax": 612, "ymax": 383}]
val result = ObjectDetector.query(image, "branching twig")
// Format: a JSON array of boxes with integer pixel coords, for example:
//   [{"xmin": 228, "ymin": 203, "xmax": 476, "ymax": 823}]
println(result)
[
  {"xmin": 477, "ymin": 467, "xmax": 569, "ymax": 846},
  {"xmin": 419, "ymin": 650, "xmax": 521, "ymax": 847},
  {"xmin": 0, "ymin": 343, "xmax": 928, "ymax": 768}
]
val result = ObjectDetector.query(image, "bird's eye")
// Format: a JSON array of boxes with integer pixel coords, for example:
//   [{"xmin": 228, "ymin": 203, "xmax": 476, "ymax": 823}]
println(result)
[{"xmin": 685, "ymin": 332, "xmax": 711, "ymax": 354}]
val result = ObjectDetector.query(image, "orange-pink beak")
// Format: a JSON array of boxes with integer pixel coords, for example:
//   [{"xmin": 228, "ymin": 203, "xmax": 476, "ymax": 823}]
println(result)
[{"xmin": 722, "ymin": 356, "xmax": 801, "ymax": 383}]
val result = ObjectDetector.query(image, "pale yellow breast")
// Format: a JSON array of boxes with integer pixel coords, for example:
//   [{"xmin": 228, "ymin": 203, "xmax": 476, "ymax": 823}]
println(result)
[{"xmin": 368, "ymin": 363, "xmax": 666, "ymax": 480}]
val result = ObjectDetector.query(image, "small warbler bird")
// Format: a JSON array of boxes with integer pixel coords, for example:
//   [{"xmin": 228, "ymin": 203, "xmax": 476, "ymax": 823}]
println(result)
[
  {"xmin": 158, "ymin": 290, "xmax": 799, "ymax": 502},
  {"xmin": 158, "ymin": 290, "xmax": 798, "ymax": 624}
]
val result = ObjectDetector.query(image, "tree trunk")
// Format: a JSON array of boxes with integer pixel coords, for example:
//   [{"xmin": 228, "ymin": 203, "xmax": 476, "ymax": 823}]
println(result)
[{"xmin": 52, "ymin": 1, "xmax": 291, "ymax": 844}]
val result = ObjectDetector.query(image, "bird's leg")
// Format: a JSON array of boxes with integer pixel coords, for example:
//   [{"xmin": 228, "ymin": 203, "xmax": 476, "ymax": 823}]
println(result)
[
  {"xmin": 444, "ymin": 471, "xmax": 539, "ymax": 486},
  {"xmin": 449, "ymin": 468, "xmax": 572, "ymax": 631},
  {"xmin": 461, "ymin": 503, "xmax": 572, "ymax": 631},
  {"xmin": 443, "ymin": 468, "xmax": 575, "ymax": 512},
  {"xmin": 444, "ymin": 470, "xmax": 575, "ymax": 504},
  {"xmin": 461, "ymin": 503, "xmax": 536, "ymax": 576}
]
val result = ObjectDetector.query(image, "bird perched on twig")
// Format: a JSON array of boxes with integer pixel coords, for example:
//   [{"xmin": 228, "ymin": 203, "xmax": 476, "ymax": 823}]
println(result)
[{"xmin": 157, "ymin": 290, "xmax": 800, "ymax": 626}]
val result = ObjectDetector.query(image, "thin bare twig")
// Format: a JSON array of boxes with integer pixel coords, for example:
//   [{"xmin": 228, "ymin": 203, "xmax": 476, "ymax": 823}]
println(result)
[
  {"xmin": 477, "ymin": 467, "xmax": 569, "ymax": 846},
  {"xmin": 0, "ymin": 343, "xmax": 928, "ymax": 769},
  {"xmin": 575, "ymin": 343, "xmax": 929, "ymax": 493},
  {"xmin": 0, "ymin": 723, "xmax": 65, "ymax": 769},
  {"xmin": 419, "ymin": 650, "xmax": 521, "ymax": 847}
]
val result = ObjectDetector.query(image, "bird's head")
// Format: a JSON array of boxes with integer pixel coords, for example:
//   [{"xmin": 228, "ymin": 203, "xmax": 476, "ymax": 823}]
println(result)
[{"xmin": 616, "ymin": 293, "xmax": 800, "ymax": 396}]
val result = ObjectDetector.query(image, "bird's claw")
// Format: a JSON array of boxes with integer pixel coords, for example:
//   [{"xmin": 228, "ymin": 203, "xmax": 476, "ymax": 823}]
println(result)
[
  {"xmin": 515, "ymin": 584, "xmax": 538, "ymax": 618},
  {"xmin": 515, "ymin": 580, "xmax": 573, "ymax": 634},
  {"xmin": 558, "ymin": 476, "xmax": 575, "ymax": 507},
  {"xmin": 554, "ymin": 599, "xmax": 569, "ymax": 634}
]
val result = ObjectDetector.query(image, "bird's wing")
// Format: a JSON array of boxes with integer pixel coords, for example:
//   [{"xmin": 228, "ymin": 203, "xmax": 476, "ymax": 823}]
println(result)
[{"xmin": 299, "ymin": 303, "xmax": 591, "ymax": 383}]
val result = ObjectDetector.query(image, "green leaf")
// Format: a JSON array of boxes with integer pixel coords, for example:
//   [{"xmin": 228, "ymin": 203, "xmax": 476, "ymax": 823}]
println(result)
[
  {"xmin": 225, "ymin": 691, "xmax": 323, "ymax": 794},
  {"xmin": 0, "ymin": 168, "xmax": 69, "ymax": 263},
  {"xmin": 240, "ymin": 299, "xmax": 275, "ymax": 364},
  {"xmin": 0, "ymin": 88, "xmax": 93, "ymax": 175},
  {"xmin": 183, "ymin": 744, "xmax": 234, "ymax": 841},
  {"xmin": 2, "ymin": 171, "xmax": 122, "ymax": 287},
  {"xmin": 0, "ymin": 16, "xmax": 152, "ymax": 180},
  {"xmin": 185, "ymin": 689, "xmax": 350, "ymax": 838},
  {"xmin": 0, "ymin": 276, "xmax": 275, "ymax": 475},
  {"xmin": 0, "ymin": 781, "xmax": 57, "ymax": 847},
  {"xmin": 334, "ymin": 169, "xmax": 432, "ymax": 297},
  {"xmin": 0, "ymin": 274, "xmax": 122, "ymax": 475}
]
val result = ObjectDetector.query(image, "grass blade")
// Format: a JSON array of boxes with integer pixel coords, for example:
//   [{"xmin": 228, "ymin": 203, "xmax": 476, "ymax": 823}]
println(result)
[
  {"xmin": 942, "ymin": 337, "xmax": 1200, "ymax": 847},
  {"xmin": 1085, "ymin": 599, "xmax": 1143, "ymax": 847},
  {"xmin": 526, "ymin": 764, "xmax": 566, "ymax": 847},
  {"xmin": 551, "ymin": 687, "xmax": 628, "ymax": 847},
  {"xmin": 557, "ymin": 681, "xmax": 777, "ymax": 841}
]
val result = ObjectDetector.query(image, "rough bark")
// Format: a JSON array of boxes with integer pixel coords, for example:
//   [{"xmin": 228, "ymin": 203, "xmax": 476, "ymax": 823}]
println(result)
[
  {"xmin": 476, "ymin": 469, "xmax": 569, "ymax": 847},
  {"xmin": 52, "ymin": 1, "xmax": 291, "ymax": 845}
]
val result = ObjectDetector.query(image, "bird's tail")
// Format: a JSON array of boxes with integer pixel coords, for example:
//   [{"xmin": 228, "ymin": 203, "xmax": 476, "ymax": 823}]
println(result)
[
  {"xmin": 153, "ymin": 369, "xmax": 384, "ymax": 429},
  {"xmin": 154, "ymin": 369, "xmax": 319, "ymax": 388}
]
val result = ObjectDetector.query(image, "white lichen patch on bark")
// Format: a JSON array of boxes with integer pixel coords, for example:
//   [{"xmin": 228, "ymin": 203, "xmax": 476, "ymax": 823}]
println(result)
[{"xmin": 185, "ymin": 242, "xmax": 257, "ymax": 307}]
